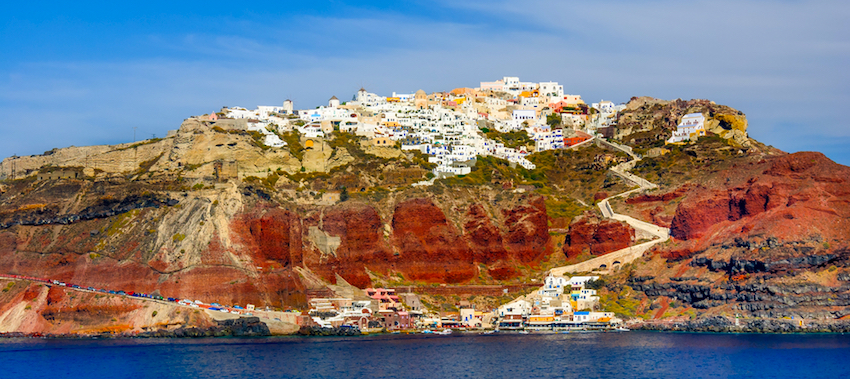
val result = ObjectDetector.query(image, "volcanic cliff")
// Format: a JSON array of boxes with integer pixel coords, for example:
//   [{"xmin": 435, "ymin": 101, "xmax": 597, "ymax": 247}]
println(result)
[{"xmin": 1, "ymin": 96, "xmax": 848, "ymax": 334}]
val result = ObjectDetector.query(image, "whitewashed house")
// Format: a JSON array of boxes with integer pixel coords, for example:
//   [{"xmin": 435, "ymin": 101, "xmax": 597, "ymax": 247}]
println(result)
[
  {"xmin": 328, "ymin": 96, "xmax": 340, "ymax": 108},
  {"xmin": 225, "ymin": 107, "xmax": 256, "ymax": 119},
  {"xmin": 539, "ymin": 275, "xmax": 570, "ymax": 297},
  {"xmin": 499, "ymin": 299, "xmax": 532, "ymax": 317},
  {"xmin": 355, "ymin": 88, "xmax": 386, "ymax": 107},
  {"xmin": 667, "ymin": 112, "xmax": 706, "ymax": 143},
  {"xmin": 538, "ymin": 81, "xmax": 564, "ymax": 98}
]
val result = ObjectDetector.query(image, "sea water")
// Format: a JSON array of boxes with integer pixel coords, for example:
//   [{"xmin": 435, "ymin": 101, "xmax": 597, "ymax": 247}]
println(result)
[{"xmin": 1, "ymin": 332, "xmax": 849, "ymax": 378}]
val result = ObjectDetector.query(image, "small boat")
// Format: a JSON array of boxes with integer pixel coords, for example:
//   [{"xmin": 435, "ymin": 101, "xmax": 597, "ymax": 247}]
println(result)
[
  {"xmin": 421, "ymin": 330, "xmax": 434, "ymax": 334},
  {"xmin": 616, "ymin": 327, "xmax": 630, "ymax": 332},
  {"xmin": 435, "ymin": 329, "xmax": 452, "ymax": 335},
  {"xmin": 518, "ymin": 330, "xmax": 530, "ymax": 334}
]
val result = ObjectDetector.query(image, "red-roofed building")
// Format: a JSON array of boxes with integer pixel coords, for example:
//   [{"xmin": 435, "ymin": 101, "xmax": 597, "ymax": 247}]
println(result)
[{"xmin": 565, "ymin": 130, "xmax": 593, "ymax": 147}]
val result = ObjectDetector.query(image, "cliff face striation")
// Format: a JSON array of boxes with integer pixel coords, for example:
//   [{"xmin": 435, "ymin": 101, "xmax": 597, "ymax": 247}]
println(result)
[
  {"xmin": 600, "ymin": 151, "xmax": 850, "ymax": 324},
  {"xmin": 0, "ymin": 174, "xmax": 558, "ymax": 310},
  {"xmin": 2, "ymin": 96, "xmax": 848, "ymax": 334},
  {"xmin": 563, "ymin": 212, "xmax": 635, "ymax": 259}
]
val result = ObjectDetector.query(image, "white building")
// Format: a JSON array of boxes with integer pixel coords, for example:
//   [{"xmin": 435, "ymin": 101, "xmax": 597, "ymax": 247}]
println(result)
[
  {"xmin": 498, "ymin": 299, "xmax": 532, "ymax": 317},
  {"xmin": 667, "ymin": 112, "xmax": 706, "ymax": 143},
  {"xmin": 572, "ymin": 311, "xmax": 616, "ymax": 323},
  {"xmin": 591, "ymin": 100, "xmax": 616, "ymax": 113},
  {"xmin": 538, "ymin": 81, "xmax": 564, "ymax": 98},
  {"xmin": 392, "ymin": 92, "xmax": 414, "ymax": 102},
  {"xmin": 225, "ymin": 107, "xmax": 256, "ymax": 119},
  {"xmin": 529, "ymin": 126, "xmax": 565, "ymax": 152},
  {"xmin": 479, "ymin": 76, "xmax": 535, "ymax": 95},
  {"xmin": 257, "ymin": 105, "xmax": 285, "ymax": 118},
  {"xmin": 539, "ymin": 274, "xmax": 570, "ymax": 298},
  {"xmin": 569, "ymin": 276, "xmax": 599, "ymax": 288},
  {"xmin": 512, "ymin": 109, "xmax": 536, "ymax": 123},
  {"xmin": 355, "ymin": 88, "xmax": 386, "ymax": 107}
]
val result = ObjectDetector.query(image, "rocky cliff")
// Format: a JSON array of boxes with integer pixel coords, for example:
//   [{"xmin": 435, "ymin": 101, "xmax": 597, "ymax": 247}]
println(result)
[
  {"xmin": 2, "ymin": 97, "xmax": 848, "ymax": 334},
  {"xmin": 614, "ymin": 97, "xmax": 750, "ymax": 147},
  {"xmin": 599, "ymin": 150, "xmax": 850, "ymax": 324},
  {"xmin": 0, "ymin": 161, "xmax": 564, "ymax": 316},
  {"xmin": 563, "ymin": 212, "xmax": 635, "ymax": 259}
]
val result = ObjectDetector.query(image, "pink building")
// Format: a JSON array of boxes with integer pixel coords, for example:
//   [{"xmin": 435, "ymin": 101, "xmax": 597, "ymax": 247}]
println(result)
[
  {"xmin": 366, "ymin": 288, "xmax": 402, "ymax": 311},
  {"xmin": 199, "ymin": 113, "xmax": 219, "ymax": 121}
]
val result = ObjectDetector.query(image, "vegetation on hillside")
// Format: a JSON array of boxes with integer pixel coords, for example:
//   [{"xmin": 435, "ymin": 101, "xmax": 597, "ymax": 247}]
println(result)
[
  {"xmin": 278, "ymin": 131, "xmax": 305, "ymax": 161},
  {"xmin": 483, "ymin": 129, "xmax": 534, "ymax": 150},
  {"xmin": 631, "ymin": 134, "xmax": 738, "ymax": 189}
]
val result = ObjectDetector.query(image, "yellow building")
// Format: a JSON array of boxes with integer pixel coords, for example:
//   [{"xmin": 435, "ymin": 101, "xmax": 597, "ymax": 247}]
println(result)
[
  {"xmin": 414, "ymin": 89, "xmax": 428, "ymax": 109},
  {"xmin": 528, "ymin": 315, "xmax": 555, "ymax": 322},
  {"xmin": 372, "ymin": 136, "xmax": 392, "ymax": 147}
]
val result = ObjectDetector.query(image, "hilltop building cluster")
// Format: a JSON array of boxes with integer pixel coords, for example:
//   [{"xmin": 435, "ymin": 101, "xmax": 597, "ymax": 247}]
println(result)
[{"xmin": 202, "ymin": 76, "xmax": 629, "ymax": 177}]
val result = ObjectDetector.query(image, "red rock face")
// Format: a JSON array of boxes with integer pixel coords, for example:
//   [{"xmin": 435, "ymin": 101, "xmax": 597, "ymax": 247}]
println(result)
[
  {"xmin": 298, "ymin": 197, "xmax": 552, "ymax": 286},
  {"xmin": 464, "ymin": 203, "xmax": 507, "ymax": 264},
  {"xmin": 233, "ymin": 207, "xmax": 303, "ymax": 267},
  {"xmin": 46, "ymin": 286, "xmax": 65, "ymax": 305},
  {"xmin": 305, "ymin": 203, "xmax": 392, "ymax": 288},
  {"xmin": 501, "ymin": 197, "xmax": 551, "ymax": 263},
  {"xmin": 563, "ymin": 213, "xmax": 635, "ymax": 258},
  {"xmin": 391, "ymin": 198, "xmax": 476, "ymax": 283},
  {"xmin": 626, "ymin": 184, "xmax": 692, "ymax": 204},
  {"xmin": 670, "ymin": 152, "xmax": 850, "ymax": 243},
  {"xmin": 0, "ymin": 190, "xmax": 557, "ymax": 310},
  {"xmin": 0, "ymin": 232, "xmax": 14, "ymax": 255}
]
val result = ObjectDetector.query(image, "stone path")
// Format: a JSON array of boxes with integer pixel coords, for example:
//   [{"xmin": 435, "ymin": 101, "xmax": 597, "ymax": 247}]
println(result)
[{"xmin": 549, "ymin": 144, "xmax": 670, "ymax": 276}]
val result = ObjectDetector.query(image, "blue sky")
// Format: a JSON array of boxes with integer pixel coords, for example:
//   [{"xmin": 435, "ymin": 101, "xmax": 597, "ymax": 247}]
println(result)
[{"xmin": 2, "ymin": 0, "xmax": 849, "ymax": 165}]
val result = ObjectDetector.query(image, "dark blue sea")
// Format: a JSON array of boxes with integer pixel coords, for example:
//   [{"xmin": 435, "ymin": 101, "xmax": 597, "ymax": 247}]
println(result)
[{"xmin": 2, "ymin": 332, "xmax": 849, "ymax": 378}]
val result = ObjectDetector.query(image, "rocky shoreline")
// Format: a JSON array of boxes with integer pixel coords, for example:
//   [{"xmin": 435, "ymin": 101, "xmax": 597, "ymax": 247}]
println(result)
[
  {"xmin": 634, "ymin": 316, "xmax": 850, "ymax": 333},
  {"xmin": 296, "ymin": 326, "xmax": 363, "ymax": 336},
  {"xmin": 0, "ymin": 317, "xmax": 272, "ymax": 339}
]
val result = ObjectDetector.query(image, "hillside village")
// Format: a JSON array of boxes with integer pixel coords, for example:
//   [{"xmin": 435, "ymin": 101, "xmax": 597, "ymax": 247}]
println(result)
[
  {"xmin": 304, "ymin": 273, "xmax": 617, "ymax": 332},
  {"xmin": 0, "ymin": 76, "xmax": 765, "ymax": 337},
  {"xmin": 0, "ymin": 76, "xmax": 711, "ymax": 185},
  {"xmin": 199, "ymin": 76, "xmax": 662, "ymax": 178}
]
